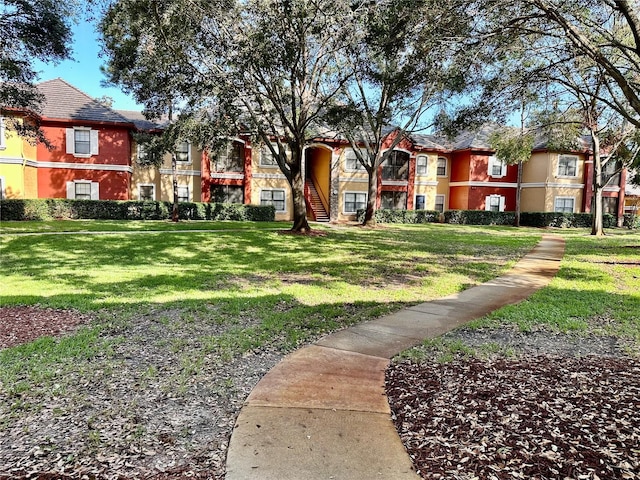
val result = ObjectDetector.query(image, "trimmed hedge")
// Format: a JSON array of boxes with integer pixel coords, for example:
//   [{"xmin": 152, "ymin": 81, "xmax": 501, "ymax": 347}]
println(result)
[
  {"xmin": 0, "ymin": 199, "xmax": 275, "ymax": 222},
  {"xmin": 444, "ymin": 210, "xmax": 516, "ymax": 226},
  {"xmin": 519, "ymin": 212, "xmax": 616, "ymax": 228},
  {"xmin": 356, "ymin": 209, "xmax": 441, "ymax": 224}
]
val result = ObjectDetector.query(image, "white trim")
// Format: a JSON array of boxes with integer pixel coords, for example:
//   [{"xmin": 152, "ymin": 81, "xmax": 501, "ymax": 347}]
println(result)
[
  {"xmin": 159, "ymin": 168, "xmax": 200, "ymax": 176},
  {"xmin": 381, "ymin": 180, "xmax": 408, "ymax": 187},
  {"xmin": 210, "ymin": 173, "xmax": 245, "ymax": 180},
  {"xmin": 66, "ymin": 127, "xmax": 98, "ymax": 158},
  {"xmin": 449, "ymin": 181, "xmax": 517, "ymax": 188},
  {"xmin": 343, "ymin": 190, "xmax": 368, "ymax": 214},
  {"xmin": 252, "ymin": 172, "xmax": 288, "ymax": 180},
  {"xmin": 0, "ymin": 176, "xmax": 5, "ymax": 199},
  {"xmin": 339, "ymin": 177, "xmax": 369, "ymax": 184},
  {"xmin": 603, "ymin": 186, "xmax": 621, "ymax": 193},
  {"xmin": 304, "ymin": 142, "xmax": 333, "ymax": 152},
  {"xmin": 381, "ymin": 146, "xmax": 412, "ymax": 155},
  {"xmin": 38, "ymin": 161, "xmax": 132, "ymax": 173},
  {"xmin": 554, "ymin": 195, "xmax": 575, "ymax": 213},
  {"xmin": 137, "ymin": 183, "xmax": 156, "ymax": 201},
  {"xmin": 414, "ymin": 181, "xmax": 439, "ymax": 187},
  {"xmin": 0, "ymin": 117, "xmax": 6, "ymax": 150},
  {"xmin": 521, "ymin": 182, "xmax": 584, "ymax": 189},
  {"xmin": 259, "ymin": 188, "xmax": 287, "ymax": 213}
]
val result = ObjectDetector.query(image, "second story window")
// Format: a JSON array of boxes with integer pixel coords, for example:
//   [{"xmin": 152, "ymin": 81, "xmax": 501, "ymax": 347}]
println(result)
[
  {"xmin": 176, "ymin": 142, "xmax": 191, "ymax": 163},
  {"xmin": 260, "ymin": 143, "xmax": 280, "ymax": 167},
  {"xmin": 216, "ymin": 142, "xmax": 244, "ymax": 172},
  {"xmin": 66, "ymin": 127, "xmax": 98, "ymax": 157},
  {"xmin": 558, "ymin": 155, "xmax": 578, "ymax": 177},
  {"xmin": 416, "ymin": 155, "xmax": 428, "ymax": 175},
  {"xmin": 382, "ymin": 151, "xmax": 410, "ymax": 180},
  {"xmin": 344, "ymin": 148, "xmax": 366, "ymax": 171},
  {"xmin": 437, "ymin": 157, "xmax": 447, "ymax": 176}
]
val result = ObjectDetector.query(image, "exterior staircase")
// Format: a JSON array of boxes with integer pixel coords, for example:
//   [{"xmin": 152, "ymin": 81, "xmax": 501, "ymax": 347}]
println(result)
[{"xmin": 306, "ymin": 181, "xmax": 330, "ymax": 222}]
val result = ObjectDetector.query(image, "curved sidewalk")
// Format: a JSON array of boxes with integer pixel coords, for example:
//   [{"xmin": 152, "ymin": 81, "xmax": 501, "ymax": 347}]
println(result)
[{"xmin": 225, "ymin": 235, "xmax": 566, "ymax": 480}]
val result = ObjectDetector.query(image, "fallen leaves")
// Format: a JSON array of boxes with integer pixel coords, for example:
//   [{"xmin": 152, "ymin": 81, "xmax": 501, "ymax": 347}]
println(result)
[{"xmin": 387, "ymin": 355, "xmax": 640, "ymax": 480}]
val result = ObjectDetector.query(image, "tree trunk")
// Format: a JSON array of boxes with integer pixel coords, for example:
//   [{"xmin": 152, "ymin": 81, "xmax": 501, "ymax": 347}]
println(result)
[
  {"xmin": 515, "ymin": 160, "xmax": 523, "ymax": 227},
  {"xmin": 362, "ymin": 168, "xmax": 378, "ymax": 226},
  {"xmin": 591, "ymin": 133, "xmax": 604, "ymax": 236},
  {"xmin": 171, "ymin": 153, "xmax": 179, "ymax": 223},
  {"xmin": 288, "ymin": 145, "xmax": 310, "ymax": 232}
]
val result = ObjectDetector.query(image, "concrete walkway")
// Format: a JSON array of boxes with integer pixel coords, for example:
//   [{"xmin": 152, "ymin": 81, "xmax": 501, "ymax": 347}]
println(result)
[{"xmin": 225, "ymin": 235, "xmax": 566, "ymax": 480}]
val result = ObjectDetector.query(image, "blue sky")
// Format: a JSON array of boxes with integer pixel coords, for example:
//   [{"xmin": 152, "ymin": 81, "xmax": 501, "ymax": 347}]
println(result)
[{"xmin": 34, "ymin": 21, "xmax": 142, "ymax": 112}]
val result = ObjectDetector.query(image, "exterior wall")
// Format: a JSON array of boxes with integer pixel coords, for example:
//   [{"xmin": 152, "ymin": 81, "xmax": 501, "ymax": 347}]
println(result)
[
  {"xmin": 0, "ymin": 117, "xmax": 38, "ymax": 198},
  {"xmin": 336, "ymin": 146, "xmax": 369, "ymax": 222},
  {"xmin": 413, "ymin": 152, "xmax": 440, "ymax": 210},
  {"xmin": 201, "ymin": 139, "xmax": 252, "ymax": 204},
  {"xmin": 36, "ymin": 122, "xmax": 132, "ymax": 200},
  {"xmin": 250, "ymin": 142, "xmax": 292, "ymax": 221}
]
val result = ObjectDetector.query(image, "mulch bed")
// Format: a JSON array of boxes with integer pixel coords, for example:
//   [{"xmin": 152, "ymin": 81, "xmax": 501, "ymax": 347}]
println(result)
[
  {"xmin": 386, "ymin": 355, "xmax": 640, "ymax": 480},
  {"xmin": 0, "ymin": 306, "xmax": 92, "ymax": 349}
]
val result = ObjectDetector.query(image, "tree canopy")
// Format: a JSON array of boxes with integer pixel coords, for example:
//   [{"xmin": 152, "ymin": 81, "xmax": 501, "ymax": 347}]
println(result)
[{"xmin": 0, "ymin": 0, "xmax": 76, "ymax": 141}]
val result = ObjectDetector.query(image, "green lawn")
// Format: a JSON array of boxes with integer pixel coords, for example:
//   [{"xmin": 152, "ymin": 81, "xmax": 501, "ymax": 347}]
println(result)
[
  {"xmin": 0, "ymin": 222, "xmax": 540, "ymax": 381},
  {"xmin": 467, "ymin": 229, "xmax": 640, "ymax": 340}
]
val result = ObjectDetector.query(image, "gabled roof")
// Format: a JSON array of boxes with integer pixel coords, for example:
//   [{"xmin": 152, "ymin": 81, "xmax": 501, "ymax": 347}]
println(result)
[
  {"xmin": 116, "ymin": 109, "xmax": 167, "ymax": 131},
  {"xmin": 450, "ymin": 123, "xmax": 502, "ymax": 151},
  {"xmin": 36, "ymin": 78, "xmax": 131, "ymax": 125},
  {"xmin": 410, "ymin": 133, "xmax": 449, "ymax": 151}
]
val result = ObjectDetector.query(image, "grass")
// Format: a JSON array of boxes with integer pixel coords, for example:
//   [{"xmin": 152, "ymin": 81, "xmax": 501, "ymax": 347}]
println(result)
[
  {"xmin": 402, "ymin": 228, "xmax": 640, "ymax": 362},
  {"xmin": 0, "ymin": 221, "xmax": 541, "ymax": 390}
]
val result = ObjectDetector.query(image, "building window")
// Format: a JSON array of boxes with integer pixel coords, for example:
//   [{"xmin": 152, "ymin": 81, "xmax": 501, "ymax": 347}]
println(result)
[
  {"xmin": 344, "ymin": 192, "xmax": 367, "ymax": 213},
  {"xmin": 137, "ymin": 144, "xmax": 148, "ymax": 162},
  {"xmin": 138, "ymin": 184, "xmax": 155, "ymax": 201},
  {"xmin": 215, "ymin": 142, "xmax": 244, "ymax": 172},
  {"xmin": 554, "ymin": 196, "xmax": 575, "ymax": 213},
  {"xmin": 437, "ymin": 157, "xmax": 447, "ymax": 176},
  {"xmin": 381, "ymin": 191, "xmax": 407, "ymax": 210},
  {"xmin": 382, "ymin": 150, "xmax": 410, "ymax": 180},
  {"xmin": 176, "ymin": 142, "xmax": 191, "ymax": 163},
  {"xmin": 66, "ymin": 128, "xmax": 98, "ymax": 157},
  {"xmin": 211, "ymin": 185, "xmax": 244, "ymax": 204},
  {"xmin": 485, "ymin": 194, "xmax": 505, "ymax": 212},
  {"xmin": 260, "ymin": 143, "xmax": 279, "ymax": 167},
  {"xmin": 416, "ymin": 155, "xmax": 428, "ymax": 175},
  {"xmin": 0, "ymin": 176, "xmax": 5, "ymax": 199},
  {"xmin": 602, "ymin": 197, "xmax": 619, "ymax": 215},
  {"xmin": 415, "ymin": 194, "xmax": 426, "ymax": 210},
  {"xmin": 558, "ymin": 155, "xmax": 578, "ymax": 177},
  {"xmin": 0, "ymin": 117, "xmax": 6, "ymax": 150},
  {"xmin": 66, "ymin": 180, "xmax": 99, "ymax": 200},
  {"xmin": 260, "ymin": 189, "xmax": 286, "ymax": 211},
  {"xmin": 177, "ymin": 186, "xmax": 190, "ymax": 202},
  {"xmin": 488, "ymin": 155, "xmax": 507, "ymax": 178},
  {"xmin": 435, "ymin": 194, "xmax": 445, "ymax": 213},
  {"xmin": 602, "ymin": 158, "xmax": 622, "ymax": 186},
  {"xmin": 344, "ymin": 148, "xmax": 366, "ymax": 171}
]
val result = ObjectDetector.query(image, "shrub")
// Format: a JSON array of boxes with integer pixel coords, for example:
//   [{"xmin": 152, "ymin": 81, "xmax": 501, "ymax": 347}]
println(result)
[
  {"xmin": 623, "ymin": 213, "xmax": 639, "ymax": 229},
  {"xmin": 444, "ymin": 210, "xmax": 516, "ymax": 225},
  {"xmin": 356, "ymin": 209, "xmax": 440, "ymax": 224},
  {"xmin": 0, "ymin": 199, "xmax": 275, "ymax": 222}
]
